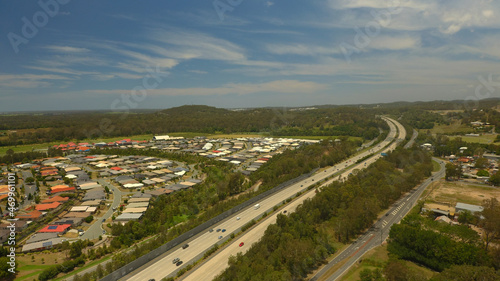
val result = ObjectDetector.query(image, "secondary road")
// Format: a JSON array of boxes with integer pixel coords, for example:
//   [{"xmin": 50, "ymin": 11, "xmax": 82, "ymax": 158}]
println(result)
[
  {"xmin": 80, "ymin": 178, "xmax": 123, "ymax": 240},
  {"xmin": 404, "ymin": 129, "xmax": 418, "ymax": 149},
  {"xmin": 311, "ymin": 158, "xmax": 446, "ymax": 281},
  {"xmin": 124, "ymin": 117, "xmax": 403, "ymax": 281}
]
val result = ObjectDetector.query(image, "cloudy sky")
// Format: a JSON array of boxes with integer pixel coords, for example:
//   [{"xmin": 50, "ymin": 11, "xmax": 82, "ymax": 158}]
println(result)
[{"xmin": 1, "ymin": 0, "xmax": 500, "ymax": 112}]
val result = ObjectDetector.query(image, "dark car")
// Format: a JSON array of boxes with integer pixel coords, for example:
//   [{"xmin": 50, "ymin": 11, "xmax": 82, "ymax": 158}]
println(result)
[
  {"xmin": 209, "ymin": 229, "xmax": 214, "ymax": 233},
  {"xmin": 221, "ymin": 229, "xmax": 226, "ymax": 233},
  {"xmin": 216, "ymin": 228, "xmax": 221, "ymax": 232},
  {"xmin": 176, "ymin": 260, "xmax": 183, "ymax": 266},
  {"xmin": 172, "ymin": 258, "xmax": 180, "ymax": 264},
  {"xmin": 182, "ymin": 244, "xmax": 189, "ymax": 249}
]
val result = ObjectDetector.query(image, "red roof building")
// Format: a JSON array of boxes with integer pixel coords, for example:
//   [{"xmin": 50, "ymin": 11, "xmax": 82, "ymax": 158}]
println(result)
[
  {"xmin": 38, "ymin": 224, "xmax": 71, "ymax": 233},
  {"xmin": 110, "ymin": 167, "xmax": 122, "ymax": 171}
]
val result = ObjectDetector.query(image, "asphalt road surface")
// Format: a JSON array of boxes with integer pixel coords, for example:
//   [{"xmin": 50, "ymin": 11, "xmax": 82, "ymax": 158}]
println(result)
[
  {"xmin": 124, "ymin": 117, "xmax": 404, "ymax": 281},
  {"xmin": 80, "ymin": 178, "xmax": 123, "ymax": 240},
  {"xmin": 310, "ymin": 158, "xmax": 446, "ymax": 281}
]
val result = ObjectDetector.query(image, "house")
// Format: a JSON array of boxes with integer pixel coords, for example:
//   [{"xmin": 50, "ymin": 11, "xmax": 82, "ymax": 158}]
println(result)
[
  {"xmin": 41, "ymin": 195, "xmax": 69, "ymax": 204},
  {"xmin": 455, "ymin": 202, "xmax": 484, "ymax": 214},
  {"xmin": 0, "ymin": 221, "xmax": 28, "ymax": 232},
  {"xmin": 114, "ymin": 213, "xmax": 143, "ymax": 222},
  {"xmin": 54, "ymin": 218, "xmax": 83, "ymax": 227},
  {"xmin": 22, "ymin": 237, "xmax": 67, "ymax": 252},
  {"xmin": 16, "ymin": 210, "xmax": 44, "ymax": 220},
  {"xmin": 35, "ymin": 202, "xmax": 61, "ymax": 211},
  {"xmin": 50, "ymin": 186, "xmax": 76, "ymax": 194},
  {"xmin": 38, "ymin": 224, "xmax": 71, "ymax": 234},
  {"xmin": 153, "ymin": 135, "xmax": 170, "ymax": 141},
  {"xmin": 26, "ymin": 232, "xmax": 59, "ymax": 244}
]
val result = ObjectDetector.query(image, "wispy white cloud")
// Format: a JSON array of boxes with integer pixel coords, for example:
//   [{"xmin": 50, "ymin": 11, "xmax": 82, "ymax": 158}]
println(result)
[
  {"xmin": 265, "ymin": 43, "xmax": 341, "ymax": 56},
  {"xmin": 0, "ymin": 74, "xmax": 72, "ymax": 88},
  {"xmin": 85, "ymin": 80, "xmax": 328, "ymax": 96},
  {"xmin": 44, "ymin": 45, "xmax": 90, "ymax": 53}
]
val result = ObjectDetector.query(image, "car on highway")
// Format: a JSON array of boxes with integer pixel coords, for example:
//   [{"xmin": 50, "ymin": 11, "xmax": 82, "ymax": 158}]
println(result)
[
  {"xmin": 176, "ymin": 260, "xmax": 183, "ymax": 266},
  {"xmin": 209, "ymin": 228, "xmax": 214, "ymax": 233},
  {"xmin": 216, "ymin": 228, "xmax": 221, "ymax": 232},
  {"xmin": 221, "ymin": 229, "xmax": 226, "ymax": 232},
  {"xmin": 182, "ymin": 244, "xmax": 189, "ymax": 249},
  {"xmin": 236, "ymin": 217, "xmax": 240, "ymax": 220},
  {"xmin": 218, "ymin": 235, "xmax": 223, "ymax": 239},
  {"xmin": 283, "ymin": 210, "xmax": 287, "ymax": 213},
  {"xmin": 239, "ymin": 242, "xmax": 244, "ymax": 247},
  {"xmin": 172, "ymin": 258, "xmax": 180, "ymax": 264}
]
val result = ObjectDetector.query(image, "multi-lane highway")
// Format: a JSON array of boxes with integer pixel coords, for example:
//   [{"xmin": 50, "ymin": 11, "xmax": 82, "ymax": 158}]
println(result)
[
  {"xmin": 311, "ymin": 158, "xmax": 445, "ymax": 281},
  {"xmin": 124, "ymin": 117, "xmax": 404, "ymax": 281}
]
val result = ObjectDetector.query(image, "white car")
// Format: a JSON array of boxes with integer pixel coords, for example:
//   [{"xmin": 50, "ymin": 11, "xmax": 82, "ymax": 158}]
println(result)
[{"xmin": 236, "ymin": 217, "xmax": 240, "ymax": 220}]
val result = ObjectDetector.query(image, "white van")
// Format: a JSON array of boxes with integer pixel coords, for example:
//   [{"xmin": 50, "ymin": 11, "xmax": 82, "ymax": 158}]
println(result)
[{"xmin": 254, "ymin": 204, "xmax": 260, "ymax": 210}]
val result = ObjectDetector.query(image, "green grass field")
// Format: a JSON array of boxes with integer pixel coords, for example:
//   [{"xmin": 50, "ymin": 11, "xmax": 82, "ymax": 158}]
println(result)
[
  {"xmin": 432, "ymin": 160, "xmax": 441, "ymax": 172},
  {"xmin": 450, "ymin": 134, "xmax": 497, "ymax": 144},
  {"xmin": 423, "ymin": 121, "xmax": 473, "ymax": 135}
]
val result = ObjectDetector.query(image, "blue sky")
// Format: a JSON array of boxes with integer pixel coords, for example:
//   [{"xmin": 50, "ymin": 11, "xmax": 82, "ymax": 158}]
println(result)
[{"xmin": 1, "ymin": 0, "xmax": 500, "ymax": 112}]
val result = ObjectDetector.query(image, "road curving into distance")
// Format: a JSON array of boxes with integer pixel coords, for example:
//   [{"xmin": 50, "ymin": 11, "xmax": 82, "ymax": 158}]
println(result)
[{"xmin": 124, "ymin": 117, "xmax": 405, "ymax": 281}]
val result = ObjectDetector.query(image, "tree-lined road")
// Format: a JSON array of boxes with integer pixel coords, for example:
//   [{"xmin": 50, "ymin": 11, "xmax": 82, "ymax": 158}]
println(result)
[{"xmin": 312, "ymin": 158, "xmax": 445, "ymax": 281}]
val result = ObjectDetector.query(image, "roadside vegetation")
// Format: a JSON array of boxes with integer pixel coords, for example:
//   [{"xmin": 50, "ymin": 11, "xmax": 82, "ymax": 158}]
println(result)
[{"xmin": 214, "ymin": 148, "xmax": 433, "ymax": 280}]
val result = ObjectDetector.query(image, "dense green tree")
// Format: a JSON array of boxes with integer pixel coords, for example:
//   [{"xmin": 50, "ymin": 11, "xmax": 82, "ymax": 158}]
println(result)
[
  {"xmin": 445, "ymin": 163, "xmax": 462, "ymax": 180},
  {"xmin": 431, "ymin": 265, "xmax": 500, "ymax": 281},
  {"xmin": 489, "ymin": 171, "xmax": 500, "ymax": 186},
  {"xmin": 475, "ymin": 157, "xmax": 490, "ymax": 169},
  {"xmin": 480, "ymin": 198, "xmax": 500, "ymax": 251}
]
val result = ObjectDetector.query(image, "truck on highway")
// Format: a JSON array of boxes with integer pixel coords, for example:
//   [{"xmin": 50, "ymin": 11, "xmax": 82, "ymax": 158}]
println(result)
[{"xmin": 254, "ymin": 204, "xmax": 260, "ymax": 210}]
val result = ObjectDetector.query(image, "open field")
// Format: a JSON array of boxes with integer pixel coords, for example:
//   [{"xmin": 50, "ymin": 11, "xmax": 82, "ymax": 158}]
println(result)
[
  {"xmin": 424, "ymin": 180, "xmax": 500, "ymax": 206},
  {"xmin": 339, "ymin": 245, "xmax": 435, "ymax": 281},
  {"xmin": 421, "ymin": 121, "xmax": 473, "ymax": 135},
  {"xmin": 15, "ymin": 251, "xmax": 67, "ymax": 281},
  {"xmin": 432, "ymin": 160, "xmax": 440, "ymax": 172},
  {"xmin": 450, "ymin": 134, "xmax": 497, "ymax": 144},
  {"xmin": 428, "ymin": 110, "xmax": 464, "ymax": 115}
]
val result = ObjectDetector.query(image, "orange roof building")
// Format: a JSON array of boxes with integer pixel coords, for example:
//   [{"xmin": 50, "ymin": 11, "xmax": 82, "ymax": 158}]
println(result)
[
  {"xmin": 41, "ymin": 196, "xmax": 69, "ymax": 204},
  {"xmin": 51, "ymin": 187, "xmax": 76, "ymax": 194},
  {"xmin": 16, "ymin": 210, "xmax": 43, "ymax": 220},
  {"xmin": 35, "ymin": 202, "xmax": 61, "ymax": 211}
]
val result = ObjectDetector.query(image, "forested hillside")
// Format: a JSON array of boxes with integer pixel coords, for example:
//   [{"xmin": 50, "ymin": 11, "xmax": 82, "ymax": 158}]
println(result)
[{"xmin": 0, "ymin": 105, "xmax": 385, "ymax": 146}]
